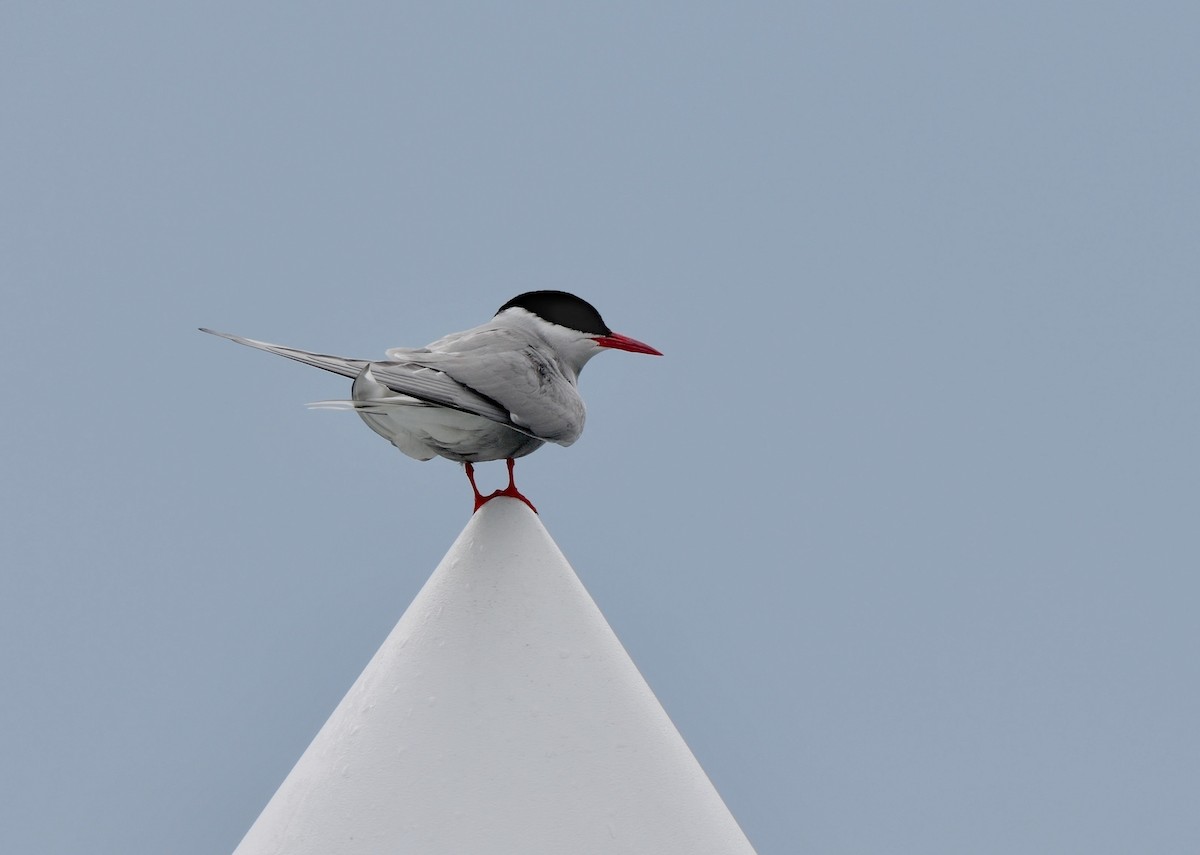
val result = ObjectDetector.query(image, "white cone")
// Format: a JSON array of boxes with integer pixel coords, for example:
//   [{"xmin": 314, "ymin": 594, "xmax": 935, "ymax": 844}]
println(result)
[{"xmin": 234, "ymin": 498, "xmax": 756, "ymax": 854}]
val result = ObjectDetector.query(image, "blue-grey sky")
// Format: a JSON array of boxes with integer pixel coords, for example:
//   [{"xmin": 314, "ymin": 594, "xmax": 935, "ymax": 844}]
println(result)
[{"xmin": 3, "ymin": 3, "xmax": 1198, "ymax": 853}]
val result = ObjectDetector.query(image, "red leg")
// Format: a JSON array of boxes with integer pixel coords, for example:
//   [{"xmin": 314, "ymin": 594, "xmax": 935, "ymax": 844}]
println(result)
[
  {"xmin": 497, "ymin": 457, "xmax": 538, "ymax": 513},
  {"xmin": 463, "ymin": 459, "xmax": 537, "ymax": 514},
  {"xmin": 464, "ymin": 461, "xmax": 488, "ymax": 512}
]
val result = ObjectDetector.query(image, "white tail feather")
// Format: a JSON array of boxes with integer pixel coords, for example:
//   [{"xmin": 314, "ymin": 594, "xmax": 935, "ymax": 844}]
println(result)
[{"xmin": 307, "ymin": 396, "xmax": 427, "ymax": 412}]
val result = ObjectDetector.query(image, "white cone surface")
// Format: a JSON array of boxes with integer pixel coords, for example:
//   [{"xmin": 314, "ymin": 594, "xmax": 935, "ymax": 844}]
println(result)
[{"xmin": 234, "ymin": 498, "xmax": 755, "ymax": 855}]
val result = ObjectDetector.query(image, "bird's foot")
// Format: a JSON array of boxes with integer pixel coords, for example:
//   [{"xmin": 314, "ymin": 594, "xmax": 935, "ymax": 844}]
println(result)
[
  {"xmin": 474, "ymin": 482, "xmax": 538, "ymax": 514},
  {"xmin": 465, "ymin": 460, "xmax": 538, "ymax": 514}
]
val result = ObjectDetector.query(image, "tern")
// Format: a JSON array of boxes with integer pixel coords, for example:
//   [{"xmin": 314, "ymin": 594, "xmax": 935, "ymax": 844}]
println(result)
[{"xmin": 201, "ymin": 290, "xmax": 661, "ymax": 512}]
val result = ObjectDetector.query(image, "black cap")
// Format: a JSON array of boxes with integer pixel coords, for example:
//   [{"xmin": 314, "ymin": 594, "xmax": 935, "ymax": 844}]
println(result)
[{"xmin": 496, "ymin": 291, "xmax": 612, "ymax": 336}]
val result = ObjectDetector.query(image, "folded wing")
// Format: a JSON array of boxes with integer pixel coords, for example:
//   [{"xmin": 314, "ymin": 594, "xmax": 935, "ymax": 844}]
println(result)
[
  {"xmin": 201, "ymin": 328, "xmax": 563, "ymax": 442},
  {"xmin": 407, "ymin": 328, "xmax": 587, "ymax": 445}
]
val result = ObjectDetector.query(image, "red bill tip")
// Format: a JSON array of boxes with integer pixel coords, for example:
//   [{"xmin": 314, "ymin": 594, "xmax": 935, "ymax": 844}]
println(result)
[{"xmin": 593, "ymin": 332, "xmax": 663, "ymax": 356}]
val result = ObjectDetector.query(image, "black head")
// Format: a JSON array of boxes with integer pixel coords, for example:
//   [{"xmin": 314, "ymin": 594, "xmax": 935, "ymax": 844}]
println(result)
[{"xmin": 496, "ymin": 290, "xmax": 612, "ymax": 336}]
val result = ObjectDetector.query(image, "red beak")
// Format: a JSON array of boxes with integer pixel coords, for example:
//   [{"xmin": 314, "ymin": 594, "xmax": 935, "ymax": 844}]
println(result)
[{"xmin": 592, "ymin": 331, "xmax": 663, "ymax": 356}]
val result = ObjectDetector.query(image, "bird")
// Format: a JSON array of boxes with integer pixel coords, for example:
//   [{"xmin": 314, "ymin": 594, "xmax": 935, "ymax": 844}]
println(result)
[{"xmin": 201, "ymin": 290, "xmax": 662, "ymax": 513}]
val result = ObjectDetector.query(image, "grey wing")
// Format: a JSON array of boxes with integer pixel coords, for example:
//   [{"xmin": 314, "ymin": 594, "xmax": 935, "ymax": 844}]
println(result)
[
  {"xmin": 364, "ymin": 361, "xmax": 539, "ymax": 437},
  {"xmin": 200, "ymin": 327, "xmax": 574, "ymax": 443},
  {"xmin": 421, "ymin": 331, "xmax": 586, "ymax": 445},
  {"xmin": 199, "ymin": 329, "xmax": 368, "ymax": 378}
]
